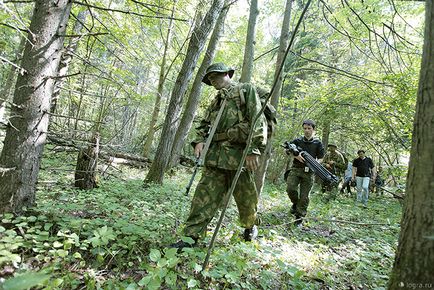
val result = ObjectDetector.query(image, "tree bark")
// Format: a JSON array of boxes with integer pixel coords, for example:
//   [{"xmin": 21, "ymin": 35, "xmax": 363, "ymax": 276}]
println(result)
[
  {"xmin": 144, "ymin": 0, "xmax": 224, "ymax": 184},
  {"xmin": 50, "ymin": 9, "xmax": 89, "ymax": 114},
  {"xmin": 0, "ymin": 0, "xmax": 73, "ymax": 214},
  {"xmin": 75, "ymin": 133, "xmax": 100, "ymax": 189},
  {"xmin": 239, "ymin": 0, "xmax": 259, "ymax": 83},
  {"xmin": 142, "ymin": 0, "xmax": 176, "ymax": 158},
  {"xmin": 169, "ymin": 3, "xmax": 229, "ymax": 167},
  {"xmin": 321, "ymin": 118, "xmax": 331, "ymax": 148},
  {"xmin": 255, "ymin": 0, "xmax": 293, "ymax": 193},
  {"xmin": 388, "ymin": 1, "xmax": 434, "ymax": 288}
]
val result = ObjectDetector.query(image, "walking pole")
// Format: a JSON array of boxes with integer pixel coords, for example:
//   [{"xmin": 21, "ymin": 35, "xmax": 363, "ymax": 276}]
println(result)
[
  {"xmin": 201, "ymin": 0, "xmax": 312, "ymax": 271},
  {"xmin": 185, "ymin": 98, "xmax": 228, "ymax": 195}
]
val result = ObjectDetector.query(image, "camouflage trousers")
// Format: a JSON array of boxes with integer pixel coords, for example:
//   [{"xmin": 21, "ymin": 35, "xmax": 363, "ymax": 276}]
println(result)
[
  {"xmin": 183, "ymin": 166, "xmax": 259, "ymax": 239},
  {"xmin": 321, "ymin": 174, "xmax": 341, "ymax": 201},
  {"xmin": 286, "ymin": 167, "xmax": 314, "ymax": 217}
]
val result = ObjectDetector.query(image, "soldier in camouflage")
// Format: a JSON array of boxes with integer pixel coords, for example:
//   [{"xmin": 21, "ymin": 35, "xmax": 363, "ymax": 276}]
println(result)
[
  {"xmin": 171, "ymin": 63, "xmax": 267, "ymax": 249},
  {"xmin": 321, "ymin": 144, "xmax": 346, "ymax": 200}
]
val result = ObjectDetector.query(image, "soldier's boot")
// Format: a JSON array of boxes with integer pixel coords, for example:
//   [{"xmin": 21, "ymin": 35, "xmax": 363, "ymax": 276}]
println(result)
[
  {"xmin": 243, "ymin": 225, "xmax": 258, "ymax": 242},
  {"xmin": 169, "ymin": 237, "xmax": 198, "ymax": 250}
]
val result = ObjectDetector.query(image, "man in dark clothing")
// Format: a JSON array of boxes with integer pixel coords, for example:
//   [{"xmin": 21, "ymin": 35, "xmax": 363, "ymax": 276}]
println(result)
[
  {"xmin": 285, "ymin": 119, "xmax": 325, "ymax": 226},
  {"xmin": 351, "ymin": 150, "xmax": 376, "ymax": 207}
]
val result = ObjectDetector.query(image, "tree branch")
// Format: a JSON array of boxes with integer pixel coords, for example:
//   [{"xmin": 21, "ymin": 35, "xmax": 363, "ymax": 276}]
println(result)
[
  {"xmin": 73, "ymin": 1, "xmax": 187, "ymax": 22},
  {"xmin": 0, "ymin": 55, "xmax": 27, "ymax": 75},
  {"xmin": 290, "ymin": 51, "xmax": 389, "ymax": 86}
]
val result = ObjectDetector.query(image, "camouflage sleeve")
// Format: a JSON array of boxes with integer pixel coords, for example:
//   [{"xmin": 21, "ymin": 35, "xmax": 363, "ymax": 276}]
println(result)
[
  {"xmin": 243, "ymin": 83, "xmax": 267, "ymax": 155},
  {"xmin": 335, "ymin": 153, "xmax": 346, "ymax": 170},
  {"xmin": 190, "ymin": 99, "xmax": 215, "ymax": 148},
  {"xmin": 322, "ymin": 153, "xmax": 330, "ymax": 164}
]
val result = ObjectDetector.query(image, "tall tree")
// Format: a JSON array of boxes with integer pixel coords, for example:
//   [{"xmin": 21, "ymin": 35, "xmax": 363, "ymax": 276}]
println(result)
[
  {"xmin": 144, "ymin": 0, "xmax": 224, "ymax": 184},
  {"xmin": 388, "ymin": 1, "xmax": 434, "ymax": 288},
  {"xmin": 50, "ymin": 9, "xmax": 89, "ymax": 114},
  {"xmin": 239, "ymin": 0, "xmax": 258, "ymax": 83},
  {"xmin": 0, "ymin": 0, "xmax": 73, "ymax": 214},
  {"xmin": 255, "ymin": 0, "xmax": 293, "ymax": 192},
  {"xmin": 142, "ymin": 0, "xmax": 177, "ymax": 158},
  {"xmin": 169, "ymin": 3, "xmax": 230, "ymax": 167}
]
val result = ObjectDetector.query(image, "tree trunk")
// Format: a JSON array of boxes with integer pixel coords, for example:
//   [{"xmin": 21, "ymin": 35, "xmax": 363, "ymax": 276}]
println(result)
[
  {"xmin": 255, "ymin": 0, "xmax": 293, "ymax": 193},
  {"xmin": 144, "ymin": 0, "xmax": 224, "ymax": 184},
  {"xmin": 75, "ymin": 133, "xmax": 100, "ymax": 189},
  {"xmin": 239, "ymin": 0, "xmax": 259, "ymax": 83},
  {"xmin": 169, "ymin": 3, "xmax": 230, "ymax": 167},
  {"xmin": 50, "ymin": 9, "xmax": 89, "ymax": 114},
  {"xmin": 0, "ymin": 0, "xmax": 72, "ymax": 214},
  {"xmin": 388, "ymin": 1, "xmax": 434, "ymax": 288},
  {"xmin": 321, "ymin": 119, "xmax": 331, "ymax": 148},
  {"xmin": 142, "ymin": 0, "xmax": 176, "ymax": 158}
]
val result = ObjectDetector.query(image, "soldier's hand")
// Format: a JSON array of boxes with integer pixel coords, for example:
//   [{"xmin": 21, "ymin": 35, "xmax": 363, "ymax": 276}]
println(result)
[
  {"xmin": 245, "ymin": 154, "xmax": 259, "ymax": 171},
  {"xmin": 194, "ymin": 143, "xmax": 204, "ymax": 158},
  {"xmin": 294, "ymin": 155, "xmax": 305, "ymax": 163}
]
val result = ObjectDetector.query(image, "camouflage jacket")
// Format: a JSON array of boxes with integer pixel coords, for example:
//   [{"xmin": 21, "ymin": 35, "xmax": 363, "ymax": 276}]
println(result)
[
  {"xmin": 192, "ymin": 83, "xmax": 267, "ymax": 170},
  {"xmin": 322, "ymin": 151, "xmax": 346, "ymax": 175}
]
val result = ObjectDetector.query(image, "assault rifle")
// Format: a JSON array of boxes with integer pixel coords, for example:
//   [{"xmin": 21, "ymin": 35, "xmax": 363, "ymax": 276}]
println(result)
[{"xmin": 282, "ymin": 141, "xmax": 339, "ymax": 186}]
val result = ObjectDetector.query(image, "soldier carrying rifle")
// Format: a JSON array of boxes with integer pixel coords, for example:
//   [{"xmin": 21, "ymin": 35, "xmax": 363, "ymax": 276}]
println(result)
[
  {"xmin": 170, "ymin": 63, "xmax": 267, "ymax": 250},
  {"xmin": 283, "ymin": 120, "xmax": 325, "ymax": 227}
]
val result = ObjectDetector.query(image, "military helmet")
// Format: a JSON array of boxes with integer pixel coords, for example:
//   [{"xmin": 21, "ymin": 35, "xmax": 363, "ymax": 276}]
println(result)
[
  {"xmin": 327, "ymin": 143, "xmax": 337, "ymax": 148},
  {"xmin": 202, "ymin": 62, "xmax": 235, "ymax": 86}
]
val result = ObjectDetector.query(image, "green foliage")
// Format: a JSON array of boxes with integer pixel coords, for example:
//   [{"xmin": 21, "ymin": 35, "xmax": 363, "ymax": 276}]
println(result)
[
  {"xmin": 2, "ymin": 271, "xmax": 51, "ymax": 290},
  {"xmin": 0, "ymin": 0, "xmax": 423, "ymax": 287},
  {"xmin": 0, "ymin": 150, "xmax": 404, "ymax": 289}
]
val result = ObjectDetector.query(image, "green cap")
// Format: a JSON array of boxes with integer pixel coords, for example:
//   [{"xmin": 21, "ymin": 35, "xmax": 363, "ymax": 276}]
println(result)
[{"xmin": 202, "ymin": 63, "xmax": 235, "ymax": 85}]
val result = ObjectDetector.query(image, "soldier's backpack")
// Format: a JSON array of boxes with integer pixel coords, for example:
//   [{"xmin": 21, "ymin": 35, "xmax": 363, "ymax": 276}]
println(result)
[{"xmin": 236, "ymin": 84, "xmax": 277, "ymax": 139}]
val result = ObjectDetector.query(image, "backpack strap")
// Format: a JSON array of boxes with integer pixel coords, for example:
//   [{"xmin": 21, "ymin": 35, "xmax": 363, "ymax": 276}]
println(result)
[{"xmin": 234, "ymin": 84, "xmax": 246, "ymax": 122}]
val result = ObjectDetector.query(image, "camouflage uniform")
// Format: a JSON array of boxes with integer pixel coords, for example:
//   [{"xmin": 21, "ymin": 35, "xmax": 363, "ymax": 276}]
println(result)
[
  {"xmin": 321, "ymin": 149, "xmax": 346, "ymax": 199},
  {"xmin": 183, "ymin": 82, "xmax": 267, "ymax": 239}
]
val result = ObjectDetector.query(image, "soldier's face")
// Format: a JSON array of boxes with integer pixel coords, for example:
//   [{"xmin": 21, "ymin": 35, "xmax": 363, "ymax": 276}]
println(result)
[
  {"xmin": 208, "ymin": 72, "xmax": 229, "ymax": 89},
  {"xmin": 303, "ymin": 124, "xmax": 314, "ymax": 139}
]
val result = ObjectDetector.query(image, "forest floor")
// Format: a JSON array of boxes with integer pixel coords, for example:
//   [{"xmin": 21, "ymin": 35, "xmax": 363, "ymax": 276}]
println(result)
[{"xmin": 0, "ymin": 147, "xmax": 403, "ymax": 290}]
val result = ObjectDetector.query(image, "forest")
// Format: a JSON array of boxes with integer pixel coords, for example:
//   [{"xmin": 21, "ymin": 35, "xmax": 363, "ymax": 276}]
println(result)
[{"xmin": 0, "ymin": 0, "xmax": 433, "ymax": 289}]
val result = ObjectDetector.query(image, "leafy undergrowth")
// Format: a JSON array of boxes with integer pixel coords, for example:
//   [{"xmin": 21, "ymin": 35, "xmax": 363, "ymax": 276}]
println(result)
[{"xmin": 0, "ymin": 149, "xmax": 402, "ymax": 289}]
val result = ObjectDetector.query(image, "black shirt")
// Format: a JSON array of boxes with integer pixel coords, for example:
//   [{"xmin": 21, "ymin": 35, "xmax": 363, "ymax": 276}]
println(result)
[
  {"xmin": 353, "ymin": 157, "xmax": 375, "ymax": 177},
  {"xmin": 291, "ymin": 137, "xmax": 325, "ymax": 168}
]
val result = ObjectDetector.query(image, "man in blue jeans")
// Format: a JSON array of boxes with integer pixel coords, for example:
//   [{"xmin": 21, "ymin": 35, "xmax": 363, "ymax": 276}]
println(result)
[{"xmin": 351, "ymin": 150, "xmax": 376, "ymax": 207}]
